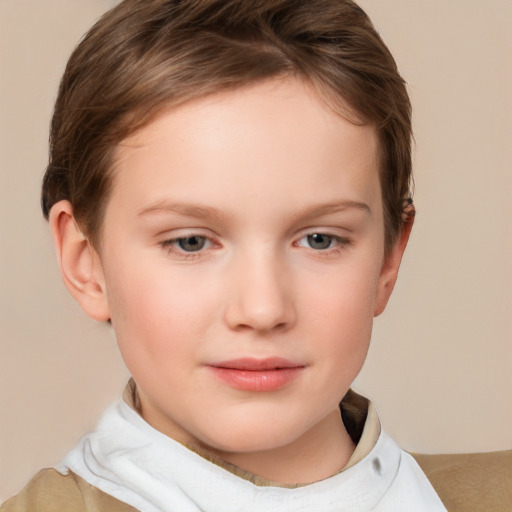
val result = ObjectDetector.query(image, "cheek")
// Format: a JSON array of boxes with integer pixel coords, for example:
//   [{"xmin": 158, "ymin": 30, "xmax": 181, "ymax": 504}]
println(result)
[
  {"xmin": 301, "ymin": 263, "xmax": 379, "ymax": 326},
  {"xmin": 103, "ymin": 259, "xmax": 218, "ymax": 361},
  {"xmin": 299, "ymin": 265, "xmax": 379, "ymax": 371}
]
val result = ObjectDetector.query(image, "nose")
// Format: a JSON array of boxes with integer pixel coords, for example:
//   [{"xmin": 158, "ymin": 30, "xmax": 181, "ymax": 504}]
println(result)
[{"xmin": 223, "ymin": 249, "xmax": 296, "ymax": 334}]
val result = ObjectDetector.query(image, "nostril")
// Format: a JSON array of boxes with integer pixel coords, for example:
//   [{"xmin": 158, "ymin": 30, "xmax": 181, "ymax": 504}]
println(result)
[{"xmin": 274, "ymin": 322, "xmax": 288, "ymax": 332}]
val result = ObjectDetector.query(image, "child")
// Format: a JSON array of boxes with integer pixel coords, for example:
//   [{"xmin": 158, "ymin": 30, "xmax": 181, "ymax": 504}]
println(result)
[{"xmin": 2, "ymin": 1, "xmax": 510, "ymax": 511}]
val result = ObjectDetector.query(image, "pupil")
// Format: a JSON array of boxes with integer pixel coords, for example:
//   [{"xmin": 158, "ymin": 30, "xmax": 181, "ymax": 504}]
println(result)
[
  {"xmin": 178, "ymin": 236, "xmax": 205, "ymax": 252},
  {"xmin": 308, "ymin": 233, "xmax": 332, "ymax": 250}
]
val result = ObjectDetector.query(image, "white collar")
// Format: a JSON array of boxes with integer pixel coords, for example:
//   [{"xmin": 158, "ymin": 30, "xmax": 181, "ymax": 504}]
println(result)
[{"xmin": 57, "ymin": 397, "xmax": 445, "ymax": 512}]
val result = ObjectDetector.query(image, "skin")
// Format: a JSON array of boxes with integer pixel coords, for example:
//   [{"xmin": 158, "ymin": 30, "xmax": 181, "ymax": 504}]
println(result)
[{"xmin": 50, "ymin": 78, "xmax": 411, "ymax": 484}]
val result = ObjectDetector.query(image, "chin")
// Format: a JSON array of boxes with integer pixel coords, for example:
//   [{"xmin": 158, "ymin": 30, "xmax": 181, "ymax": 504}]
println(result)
[{"xmin": 195, "ymin": 416, "xmax": 304, "ymax": 455}]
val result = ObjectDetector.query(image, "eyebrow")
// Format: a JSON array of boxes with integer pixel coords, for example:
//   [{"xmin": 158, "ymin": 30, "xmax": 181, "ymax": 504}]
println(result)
[
  {"xmin": 137, "ymin": 198, "xmax": 371, "ymax": 221},
  {"xmin": 137, "ymin": 200, "xmax": 225, "ymax": 222},
  {"xmin": 295, "ymin": 200, "xmax": 372, "ymax": 219}
]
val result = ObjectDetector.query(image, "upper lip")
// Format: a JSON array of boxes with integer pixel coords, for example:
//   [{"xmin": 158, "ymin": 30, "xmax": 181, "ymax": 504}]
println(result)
[{"xmin": 208, "ymin": 357, "xmax": 304, "ymax": 371}]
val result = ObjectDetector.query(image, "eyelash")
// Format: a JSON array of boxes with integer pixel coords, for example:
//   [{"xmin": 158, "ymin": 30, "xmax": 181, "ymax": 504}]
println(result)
[
  {"xmin": 295, "ymin": 233, "xmax": 352, "ymax": 256},
  {"xmin": 161, "ymin": 235, "xmax": 214, "ymax": 260},
  {"xmin": 160, "ymin": 232, "xmax": 352, "ymax": 260}
]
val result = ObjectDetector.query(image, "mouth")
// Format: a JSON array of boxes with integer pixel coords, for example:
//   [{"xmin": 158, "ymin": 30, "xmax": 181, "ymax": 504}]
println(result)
[{"xmin": 206, "ymin": 358, "xmax": 305, "ymax": 392}]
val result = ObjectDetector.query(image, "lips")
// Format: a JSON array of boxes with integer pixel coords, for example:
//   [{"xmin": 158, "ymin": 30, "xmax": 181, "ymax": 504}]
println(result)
[{"xmin": 207, "ymin": 358, "xmax": 305, "ymax": 392}]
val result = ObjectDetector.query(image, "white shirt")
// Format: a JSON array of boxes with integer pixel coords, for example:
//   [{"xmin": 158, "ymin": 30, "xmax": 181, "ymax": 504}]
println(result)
[{"xmin": 56, "ymin": 386, "xmax": 446, "ymax": 512}]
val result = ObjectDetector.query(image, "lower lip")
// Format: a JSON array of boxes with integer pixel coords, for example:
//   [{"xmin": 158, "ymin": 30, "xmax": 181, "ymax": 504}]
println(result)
[{"xmin": 208, "ymin": 367, "xmax": 304, "ymax": 392}]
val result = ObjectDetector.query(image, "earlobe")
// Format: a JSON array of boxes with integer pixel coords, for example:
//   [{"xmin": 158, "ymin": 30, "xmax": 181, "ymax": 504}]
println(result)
[
  {"xmin": 49, "ymin": 200, "xmax": 111, "ymax": 322},
  {"xmin": 374, "ymin": 204, "xmax": 415, "ymax": 317}
]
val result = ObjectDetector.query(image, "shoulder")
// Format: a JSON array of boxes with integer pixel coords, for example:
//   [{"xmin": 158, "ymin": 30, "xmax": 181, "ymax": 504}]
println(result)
[
  {"xmin": 411, "ymin": 450, "xmax": 512, "ymax": 512},
  {"xmin": 1, "ymin": 468, "xmax": 138, "ymax": 512}
]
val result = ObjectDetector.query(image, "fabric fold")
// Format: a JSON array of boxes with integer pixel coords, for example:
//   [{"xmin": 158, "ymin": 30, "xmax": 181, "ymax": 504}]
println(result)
[{"xmin": 56, "ymin": 391, "xmax": 446, "ymax": 512}]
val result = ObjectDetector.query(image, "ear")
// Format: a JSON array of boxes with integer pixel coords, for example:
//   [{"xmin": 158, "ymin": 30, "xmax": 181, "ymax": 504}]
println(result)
[
  {"xmin": 374, "ymin": 204, "xmax": 415, "ymax": 317},
  {"xmin": 49, "ymin": 200, "xmax": 111, "ymax": 322}
]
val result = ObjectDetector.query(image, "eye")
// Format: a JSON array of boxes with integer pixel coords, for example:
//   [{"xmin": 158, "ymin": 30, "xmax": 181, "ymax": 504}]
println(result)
[
  {"xmin": 298, "ymin": 233, "xmax": 339, "ymax": 250},
  {"xmin": 162, "ymin": 235, "xmax": 211, "ymax": 254},
  {"xmin": 176, "ymin": 235, "xmax": 207, "ymax": 252}
]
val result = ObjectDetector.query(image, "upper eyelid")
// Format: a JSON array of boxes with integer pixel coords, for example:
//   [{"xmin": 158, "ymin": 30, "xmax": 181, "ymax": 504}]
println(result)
[
  {"xmin": 162, "ymin": 234, "xmax": 214, "ymax": 247},
  {"xmin": 294, "ymin": 227, "xmax": 351, "ymax": 240},
  {"xmin": 295, "ymin": 233, "xmax": 349, "ymax": 245},
  {"xmin": 159, "ymin": 228, "xmax": 218, "ymax": 241}
]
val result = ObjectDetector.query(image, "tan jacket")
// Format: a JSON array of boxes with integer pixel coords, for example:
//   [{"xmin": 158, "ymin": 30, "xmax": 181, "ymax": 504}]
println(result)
[
  {"xmin": 3, "ymin": 450, "xmax": 511, "ymax": 512},
  {"xmin": 413, "ymin": 450, "xmax": 512, "ymax": 512},
  {"xmin": 3, "ymin": 386, "xmax": 511, "ymax": 511}
]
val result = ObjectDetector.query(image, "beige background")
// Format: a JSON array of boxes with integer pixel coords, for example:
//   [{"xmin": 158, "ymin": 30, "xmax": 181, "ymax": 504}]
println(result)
[{"xmin": 1, "ymin": 0, "xmax": 511, "ymax": 501}]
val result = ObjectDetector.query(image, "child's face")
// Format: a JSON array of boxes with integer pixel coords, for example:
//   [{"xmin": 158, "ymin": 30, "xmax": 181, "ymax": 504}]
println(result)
[{"xmin": 84, "ymin": 79, "xmax": 402, "ymax": 471}]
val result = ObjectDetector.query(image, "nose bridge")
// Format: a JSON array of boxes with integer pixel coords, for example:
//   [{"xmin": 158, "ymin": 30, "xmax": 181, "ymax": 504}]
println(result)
[{"xmin": 224, "ymin": 243, "xmax": 295, "ymax": 333}]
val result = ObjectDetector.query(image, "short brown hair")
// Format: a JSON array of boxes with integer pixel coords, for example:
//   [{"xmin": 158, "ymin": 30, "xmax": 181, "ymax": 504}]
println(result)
[{"xmin": 42, "ymin": 0, "xmax": 412, "ymax": 252}]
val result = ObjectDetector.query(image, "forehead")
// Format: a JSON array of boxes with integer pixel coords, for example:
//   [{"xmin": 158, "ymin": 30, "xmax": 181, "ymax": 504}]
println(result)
[{"xmin": 108, "ymin": 79, "xmax": 381, "ymax": 223}]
